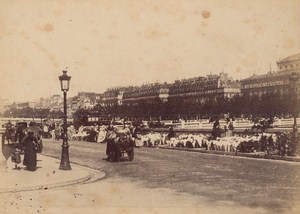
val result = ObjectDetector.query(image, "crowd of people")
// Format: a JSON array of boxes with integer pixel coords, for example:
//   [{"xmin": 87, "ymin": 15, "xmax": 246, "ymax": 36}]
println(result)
[
  {"xmin": 3, "ymin": 121, "xmax": 43, "ymax": 171},
  {"xmin": 3, "ymin": 119, "xmax": 296, "ymax": 159},
  {"xmin": 42, "ymin": 120, "xmax": 295, "ymax": 157}
]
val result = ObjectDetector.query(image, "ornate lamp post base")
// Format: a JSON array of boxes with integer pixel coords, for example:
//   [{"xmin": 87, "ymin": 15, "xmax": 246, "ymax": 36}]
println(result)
[{"xmin": 59, "ymin": 144, "xmax": 71, "ymax": 170}]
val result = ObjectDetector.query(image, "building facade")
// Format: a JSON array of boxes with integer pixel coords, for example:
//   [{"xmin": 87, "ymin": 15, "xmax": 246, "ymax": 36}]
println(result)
[
  {"xmin": 168, "ymin": 72, "xmax": 240, "ymax": 104},
  {"xmin": 102, "ymin": 87, "xmax": 127, "ymax": 107},
  {"xmin": 241, "ymin": 53, "xmax": 300, "ymax": 98},
  {"xmin": 122, "ymin": 83, "xmax": 169, "ymax": 106},
  {"xmin": 277, "ymin": 53, "xmax": 300, "ymax": 73}
]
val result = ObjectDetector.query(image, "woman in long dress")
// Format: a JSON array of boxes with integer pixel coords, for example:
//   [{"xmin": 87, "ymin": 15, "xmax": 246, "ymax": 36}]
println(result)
[
  {"xmin": 21, "ymin": 131, "xmax": 38, "ymax": 171},
  {"xmin": 97, "ymin": 126, "xmax": 107, "ymax": 143}
]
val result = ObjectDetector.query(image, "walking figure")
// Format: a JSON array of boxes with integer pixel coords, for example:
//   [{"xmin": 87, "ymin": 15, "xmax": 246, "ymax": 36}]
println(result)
[{"xmin": 21, "ymin": 131, "xmax": 38, "ymax": 171}]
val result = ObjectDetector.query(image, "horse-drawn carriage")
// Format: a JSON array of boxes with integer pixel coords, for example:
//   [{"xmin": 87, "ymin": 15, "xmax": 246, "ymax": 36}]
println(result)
[{"xmin": 106, "ymin": 128, "xmax": 134, "ymax": 162}]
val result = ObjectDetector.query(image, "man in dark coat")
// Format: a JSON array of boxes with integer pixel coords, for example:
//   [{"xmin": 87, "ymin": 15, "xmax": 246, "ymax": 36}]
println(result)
[
  {"xmin": 105, "ymin": 127, "xmax": 117, "ymax": 156},
  {"xmin": 21, "ymin": 131, "xmax": 38, "ymax": 171},
  {"xmin": 5, "ymin": 121, "xmax": 14, "ymax": 143},
  {"xmin": 167, "ymin": 126, "xmax": 176, "ymax": 140},
  {"xmin": 87, "ymin": 127, "xmax": 97, "ymax": 142},
  {"xmin": 132, "ymin": 125, "xmax": 142, "ymax": 139},
  {"xmin": 15, "ymin": 122, "xmax": 27, "ymax": 144},
  {"xmin": 212, "ymin": 120, "xmax": 221, "ymax": 139}
]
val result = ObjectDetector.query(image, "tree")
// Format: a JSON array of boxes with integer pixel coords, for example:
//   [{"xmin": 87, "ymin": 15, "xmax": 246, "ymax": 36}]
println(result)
[{"xmin": 73, "ymin": 108, "xmax": 88, "ymax": 127}]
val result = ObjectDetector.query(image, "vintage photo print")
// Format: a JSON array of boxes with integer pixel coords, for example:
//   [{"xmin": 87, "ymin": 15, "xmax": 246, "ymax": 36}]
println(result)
[{"xmin": 0, "ymin": 0, "xmax": 300, "ymax": 214}]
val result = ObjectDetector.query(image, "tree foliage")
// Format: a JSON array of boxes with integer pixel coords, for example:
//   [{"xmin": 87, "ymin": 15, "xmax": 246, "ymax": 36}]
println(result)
[{"xmin": 3, "ymin": 92, "xmax": 297, "ymax": 122}]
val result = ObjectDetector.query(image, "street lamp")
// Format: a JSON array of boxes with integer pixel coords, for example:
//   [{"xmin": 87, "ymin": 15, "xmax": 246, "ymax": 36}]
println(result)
[
  {"xmin": 289, "ymin": 72, "xmax": 299, "ymax": 156},
  {"xmin": 58, "ymin": 70, "xmax": 71, "ymax": 170}
]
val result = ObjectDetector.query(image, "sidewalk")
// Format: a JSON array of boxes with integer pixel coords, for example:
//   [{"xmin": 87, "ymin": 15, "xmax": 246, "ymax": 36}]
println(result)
[
  {"xmin": 0, "ymin": 154, "xmax": 97, "ymax": 193},
  {"xmin": 158, "ymin": 146, "xmax": 300, "ymax": 162}
]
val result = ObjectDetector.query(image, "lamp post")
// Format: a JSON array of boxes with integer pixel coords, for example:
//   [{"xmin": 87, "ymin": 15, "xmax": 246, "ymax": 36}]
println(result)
[
  {"xmin": 58, "ymin": 70, "xmax": 71, "ymax": 170},
  {"xmin": 289, "ymin": 72, "xmax": 299, "ymax": 156}
]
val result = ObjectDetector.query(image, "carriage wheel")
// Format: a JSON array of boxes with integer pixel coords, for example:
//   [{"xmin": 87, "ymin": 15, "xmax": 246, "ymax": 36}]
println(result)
[
  {"xmin": 127, "ymin": 150, "xmax": 134, "ymax": 161},
  {"xmin": 115, "ymin": 151, "xmax": 121, "ymax": 162}
]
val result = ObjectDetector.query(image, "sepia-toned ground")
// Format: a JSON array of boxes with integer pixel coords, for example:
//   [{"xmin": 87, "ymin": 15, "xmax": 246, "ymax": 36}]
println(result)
[{"xmin": 1, "ymin": 139, "xmax": 300, "ymax": 214}]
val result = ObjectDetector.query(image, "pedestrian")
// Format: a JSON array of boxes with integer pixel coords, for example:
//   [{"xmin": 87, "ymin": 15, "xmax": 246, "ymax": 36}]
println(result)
[
  {"xmin": 15, "ymin": 122, "xmax": 27, "ymax": 144},
  {"xmin": 224, "ymin": 124, "xmax": 228, "ymax": 137},
  {"xmin": 54, "ymin": 123, "xmax": 61, "ymax": 141},
  {"xmin": 167, "ymin": 126, "xmax": 176, "ymax": 140},
  {"xmin": 212, "ymin": 119, "xmax": 221, "ymax": 139},
  {"xmin": 21, "ymin": 131, "xmax": 38, "ymax": 171},
  {"xmin": 97, "ymin": 126, "xmax": 107, "ymax": 143},
  {"xmin": 43, "ymin": 124, "xmax": 49, "ymax": 138},
  {"xmin": 227, "ymin": 120, "xmax": 234, "ymax": 137},
  {"xmin": 132, "ymin": 125, "xmax": 142, "ymax": 147},
  {"xmin": 87, "ymin": 126, "xmax": 97, "ymax": 142},
  {"xmin": 105, "ymin": 126, "xmax": 116, "ymax": 156},
  {"xmin": 260, "ymin": 134, "xmax": 267, "ymax": 152},
  {"xmin": 5, "ymin": 121, "xmax": 14, "ymax": 143}
]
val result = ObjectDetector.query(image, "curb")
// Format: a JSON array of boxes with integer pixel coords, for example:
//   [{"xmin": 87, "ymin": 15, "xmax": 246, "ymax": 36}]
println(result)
[
  {"xmin": 0, "ymin": 155, "xmax": 106, "ymax": 194},
  {"xmin": 158, "ymin": 146, "xmax": 300, "ymax": 162},
  {"xmin": 0, "ymin": 173, "xmax": 93, "ymax": 194}
]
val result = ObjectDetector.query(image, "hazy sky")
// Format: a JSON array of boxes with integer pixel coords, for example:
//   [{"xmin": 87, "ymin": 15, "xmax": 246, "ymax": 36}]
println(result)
[{"xmin": 1, "ymin": 0, "xmax": 299, "ymax": 102}]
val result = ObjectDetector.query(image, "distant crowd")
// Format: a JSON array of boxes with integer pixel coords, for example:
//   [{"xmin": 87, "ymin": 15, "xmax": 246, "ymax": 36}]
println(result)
[{"xmin": 2, "ymin": 118, "xmax": 295, "ymax": 157}]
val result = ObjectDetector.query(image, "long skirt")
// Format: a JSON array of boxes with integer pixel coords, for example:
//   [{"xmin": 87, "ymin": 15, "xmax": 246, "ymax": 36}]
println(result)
[{"xmin": 23, "ymin": 141, "xmax": 37, "ymax": 171}]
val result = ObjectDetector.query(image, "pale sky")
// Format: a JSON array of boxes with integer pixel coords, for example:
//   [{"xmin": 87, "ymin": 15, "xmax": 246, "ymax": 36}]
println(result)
[{"xmin": 0, "ymin": 0, "xmax": 299, "ymax": 102}]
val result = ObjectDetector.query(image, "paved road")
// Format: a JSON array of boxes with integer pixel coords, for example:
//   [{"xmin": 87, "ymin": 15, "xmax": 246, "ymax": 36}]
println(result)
[{"xmin": 43, "ymin": 139, "xmax": 300, "ymax": 213}]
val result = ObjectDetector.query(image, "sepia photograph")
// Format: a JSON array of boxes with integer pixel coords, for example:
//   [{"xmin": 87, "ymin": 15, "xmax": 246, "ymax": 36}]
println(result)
[{"xmin": 0, "ymin": 0, "xmax": 300, "ymax": 213}]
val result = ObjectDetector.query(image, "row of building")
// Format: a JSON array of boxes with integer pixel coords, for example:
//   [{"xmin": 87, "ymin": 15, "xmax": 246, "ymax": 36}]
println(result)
[
  {"xmin": 1, "ymin": 53, "xmax": 299, "ymax": 116},
  {"xmin": 101, "ymin": 53, "xmax": 300, "ymax": 107},
  {"xmin": 102, "ymin": 72, "xmax": 241, "ymax": 107},
  {"xmin": 0, "ymin": 92, "xmax": 102, "ymax": 116}
]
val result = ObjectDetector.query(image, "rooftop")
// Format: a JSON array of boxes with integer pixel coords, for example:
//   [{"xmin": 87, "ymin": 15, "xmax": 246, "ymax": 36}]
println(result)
[
  {"xmin": 241, "ymin": 70, "xmax": 300, "ymax": 82},
  {"xmin": 278, "ymin": 52, "xmax": 300, "ymax": 63}
]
